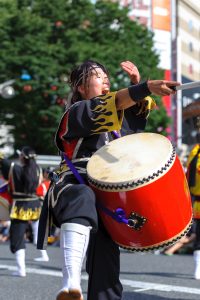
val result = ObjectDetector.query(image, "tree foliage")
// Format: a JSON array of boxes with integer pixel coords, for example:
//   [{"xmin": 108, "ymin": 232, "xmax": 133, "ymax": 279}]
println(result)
[{"xmin": 0, "ymin": 0, "xmax": 170, "ymax": 155}]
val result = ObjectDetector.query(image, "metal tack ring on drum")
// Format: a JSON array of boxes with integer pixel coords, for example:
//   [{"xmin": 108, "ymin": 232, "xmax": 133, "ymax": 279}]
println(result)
[{"xmin": 127, "ymin": 212, "xmax": 147, "ymax": 230}]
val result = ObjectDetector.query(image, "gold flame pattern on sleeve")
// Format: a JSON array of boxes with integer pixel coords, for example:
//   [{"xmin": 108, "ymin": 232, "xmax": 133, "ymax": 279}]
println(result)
[
  {"xmin": 135, "ymin": 96, "xmax": 156, "ymax": 118},
  {"xmin": 91, "ymin": 92, "xmax": 123, "ymax": 134}
]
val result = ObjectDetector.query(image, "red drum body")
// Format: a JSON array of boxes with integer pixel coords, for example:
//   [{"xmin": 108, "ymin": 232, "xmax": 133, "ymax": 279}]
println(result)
[
  {"xmin": 87, "ymin": 133, "xmax": 192, "ymax": 251},
  {"xmin": 0, "ymin": 182, "xmax": 12, "ymax": 221}
]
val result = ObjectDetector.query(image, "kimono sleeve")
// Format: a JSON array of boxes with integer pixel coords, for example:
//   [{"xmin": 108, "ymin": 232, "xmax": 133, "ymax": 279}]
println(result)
[
  {"xmin": 123, "ymin": 96, "xmax": 156, "ymax": 133},
  {"xmin": 57, "ymin": 92, "xmax": 123, "ymax": 141}
]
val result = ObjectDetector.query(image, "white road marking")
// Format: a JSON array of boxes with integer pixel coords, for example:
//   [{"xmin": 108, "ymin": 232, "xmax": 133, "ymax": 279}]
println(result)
[
  {"xmin": 134, "ymin": 288, "xmax": 152, "ymax": 292},
  {"xmin": 0, "ymin": 264, "xmax": 62, "ymax": 277},
  {"xmin": 1, "ymin": 264, "xmax": 200, "ymax": 295},
  {"xmin": 119, "ymin": 278, "xmax": 200, "ymax": 295}
]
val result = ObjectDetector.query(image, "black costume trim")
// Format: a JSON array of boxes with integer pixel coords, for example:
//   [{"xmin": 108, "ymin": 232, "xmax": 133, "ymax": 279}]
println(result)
[{"xmin": 128, "ymin": 81, "xmax": 151, "ymax": 102}]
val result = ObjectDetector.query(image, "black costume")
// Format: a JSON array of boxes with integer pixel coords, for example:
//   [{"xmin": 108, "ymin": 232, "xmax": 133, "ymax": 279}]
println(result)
[
  {"xmin": 1, "ymin": 159, "xmax": 42, "ymax": 253},
  {"xmin": 38, "ymin": 92, "xmax": 155, "ymax": 300}
]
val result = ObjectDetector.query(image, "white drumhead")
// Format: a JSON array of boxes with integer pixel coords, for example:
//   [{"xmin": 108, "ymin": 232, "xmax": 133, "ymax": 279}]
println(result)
[{"xmin": 87, "ymin": 133, "xmax": 174, "ymax": 186}]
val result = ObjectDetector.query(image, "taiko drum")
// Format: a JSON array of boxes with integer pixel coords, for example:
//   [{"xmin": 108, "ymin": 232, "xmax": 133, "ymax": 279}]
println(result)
[{"xmin": 87, "ymin": 133, "xmax": 193, "ymax": 251}]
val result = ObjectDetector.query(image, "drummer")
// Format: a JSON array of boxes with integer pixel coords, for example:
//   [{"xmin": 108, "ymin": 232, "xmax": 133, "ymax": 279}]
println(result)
[{"xmin": 37, "ymin": 59, "xmax": 180, "ymax": 300}]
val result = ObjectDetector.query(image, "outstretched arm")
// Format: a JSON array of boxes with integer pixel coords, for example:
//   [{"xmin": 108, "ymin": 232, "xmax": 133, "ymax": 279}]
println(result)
[
  {"xmin": 116, "ymin": 79, "xmax": 180, "ymax": 110},
  {"xmin": 117, "ymin": 60, "xmax": 180, "ymax": 110}
]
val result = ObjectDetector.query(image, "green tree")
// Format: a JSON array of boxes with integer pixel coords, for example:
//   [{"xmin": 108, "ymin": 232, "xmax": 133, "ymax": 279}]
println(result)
[{"xmin": 0, "ymin": 0, "xmax": 170, "ymax": 155}]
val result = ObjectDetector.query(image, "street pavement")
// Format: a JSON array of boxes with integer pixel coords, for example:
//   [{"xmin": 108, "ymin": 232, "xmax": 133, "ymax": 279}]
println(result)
[{"xmin": 1, "ymin": 241, "xmax": 200, "ymax": 300}]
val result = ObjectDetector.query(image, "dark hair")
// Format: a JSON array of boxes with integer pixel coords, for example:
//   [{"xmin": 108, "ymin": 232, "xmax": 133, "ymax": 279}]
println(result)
[
  {"xmin": 68, "ymin": 60, "xmax": 109, "ymax": 104},
  {"xmin": 20, "ymin": 146, "xmax": 40, "ymax": 194}
]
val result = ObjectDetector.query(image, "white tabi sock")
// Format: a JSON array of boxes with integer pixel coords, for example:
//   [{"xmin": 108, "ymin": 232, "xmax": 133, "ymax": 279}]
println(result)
[{"xmin": 34, "ymin": 250, "xmax": 49, "ymax": 262}]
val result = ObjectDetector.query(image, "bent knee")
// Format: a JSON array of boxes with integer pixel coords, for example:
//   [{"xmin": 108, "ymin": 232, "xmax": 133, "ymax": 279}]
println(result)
[{"xmin": 72, "ymin": 184, "xmax": 96, "ymax": 204}]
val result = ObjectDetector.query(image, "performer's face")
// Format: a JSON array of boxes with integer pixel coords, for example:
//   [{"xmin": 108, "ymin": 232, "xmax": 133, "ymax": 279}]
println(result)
[{"xmin": 78, "ymin": 67, "xmax": 110, "ymax": 100}]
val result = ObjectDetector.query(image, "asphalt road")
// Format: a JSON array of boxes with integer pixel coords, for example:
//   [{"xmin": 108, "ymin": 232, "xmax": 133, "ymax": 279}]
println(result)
[{"xmin": 0, "ymin": 241, "xmax": 200, "ymax": 300}]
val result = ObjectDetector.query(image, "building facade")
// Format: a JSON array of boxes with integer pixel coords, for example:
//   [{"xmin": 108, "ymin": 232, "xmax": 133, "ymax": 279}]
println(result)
[
  {"xmin": 119, "ymin": 0, "xmax": 200, "ymax": 148},
  {"xmin": 177, "ymin": 0, "xmax": 200, "ymax": 145}
]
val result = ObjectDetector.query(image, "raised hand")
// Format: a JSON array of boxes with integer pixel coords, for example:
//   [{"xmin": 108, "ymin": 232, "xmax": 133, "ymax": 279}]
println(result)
[{"xmin": 120, "ymin": 61, "xmax": 140, "ymax": 84}]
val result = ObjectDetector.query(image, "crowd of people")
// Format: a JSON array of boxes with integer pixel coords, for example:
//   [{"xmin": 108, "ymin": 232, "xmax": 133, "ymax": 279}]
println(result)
[{"xmin": 0, "ymin": 59, "xmax": 199, "ymax": 300}]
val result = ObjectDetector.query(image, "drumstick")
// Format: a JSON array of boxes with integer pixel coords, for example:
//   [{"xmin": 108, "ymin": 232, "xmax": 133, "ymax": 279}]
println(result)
[{"xmin": 170, "ymin": 81, "xmax": 200, "ymax": 91}]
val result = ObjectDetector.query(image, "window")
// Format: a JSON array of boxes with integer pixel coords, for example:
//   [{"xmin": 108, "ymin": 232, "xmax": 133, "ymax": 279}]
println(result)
[
  {"xmin": 188, "ymin": 20, "xmax": 193, "ymax": 31},
  {"xmin": 189, "ymin": 64, "xmax": 193, "ymax": 74},
  {"xmin": 189, "ymin": 42, "xmax": 193, "ymax": 52}
]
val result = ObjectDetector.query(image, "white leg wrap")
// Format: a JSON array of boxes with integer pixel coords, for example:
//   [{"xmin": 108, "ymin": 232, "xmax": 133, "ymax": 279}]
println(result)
[
  {"xmin": 31, "ymin": 220, "xmax": 39, "ymax": 245},
  {"xmin": 194, "ymin": 250, "xmax": 200, "ymax": 279},
  {"xmin": 60, "ymin": 223, "xmax": 91, "ymax": 292},
  {"xmin": 32, "ymin": 220, "xmax": 49, "ymax": 262},
  {"xmin": 14, "ymin": 249, "xmax": 26, "ymax": 277}
]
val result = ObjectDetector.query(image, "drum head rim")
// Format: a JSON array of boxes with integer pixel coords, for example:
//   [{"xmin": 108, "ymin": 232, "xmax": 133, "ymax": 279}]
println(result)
[
  {"xmin": 87, "ymin": 146, "xmax": 176, "ymax": 192},
  {"xmin": 87, "ymin": 133, "xmax": 176, "ymax": 191}
]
